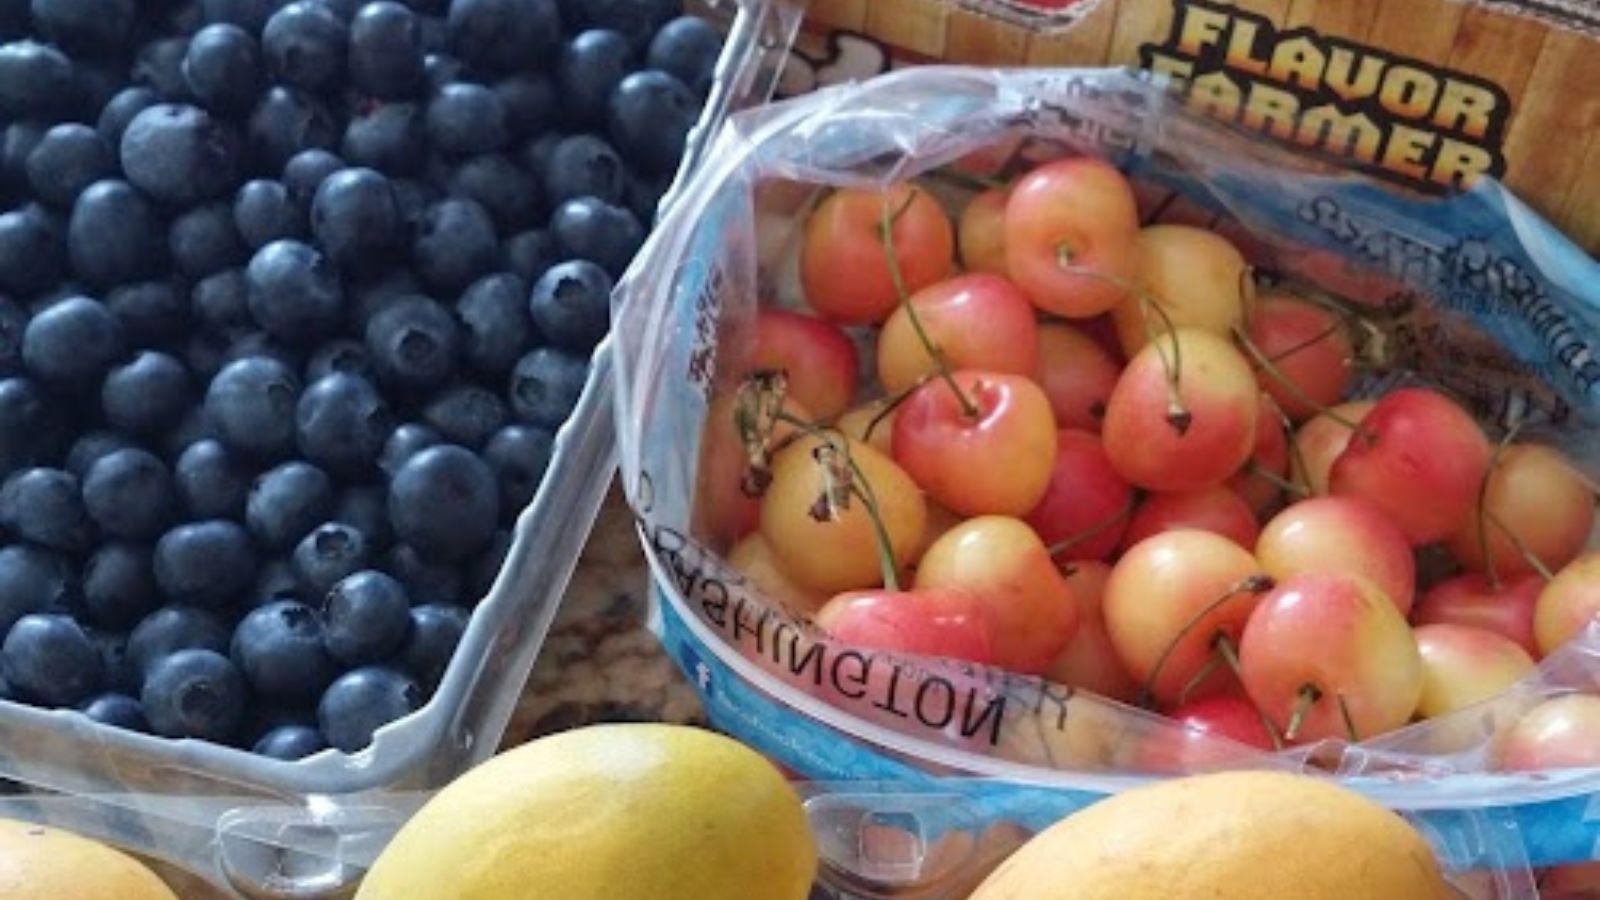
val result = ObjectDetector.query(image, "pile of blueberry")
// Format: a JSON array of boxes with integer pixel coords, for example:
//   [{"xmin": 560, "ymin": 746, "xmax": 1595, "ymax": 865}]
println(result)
[{"xmin": 0, "ymin": 0, "xmax": 723, "ymax": 759}]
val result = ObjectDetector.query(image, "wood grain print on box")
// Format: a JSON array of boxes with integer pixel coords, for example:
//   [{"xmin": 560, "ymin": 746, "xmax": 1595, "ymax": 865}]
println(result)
[{"xmin": 792, "ymin": 0, "xmax": 1600, "ymax": 254}]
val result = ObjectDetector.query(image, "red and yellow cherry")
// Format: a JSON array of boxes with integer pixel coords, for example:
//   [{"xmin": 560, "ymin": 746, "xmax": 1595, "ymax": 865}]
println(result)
[
  {"xmin": 801, "ymin": 183, "xmax": 954, "ymax": 325},
  {"xmin": 1329, "ymin": 388, "xmax": 1491, "ymax": 545},
  {"xmin": 1035, "ymin": 321, "xmax": 1121, "ymax": 433},
  {"xmin": 836, "ymin": 400, "xmax": 896, "ymax": 456},
  {"xmin": 1003, "ymin": 157, "xmax": 1139, "ymax": 318},
  {"xmin": 1024, "ymin": 429, "xmax": 1133, "ymax": 563},
  {"xmin": 1101, "ymin": 327, "xmax": 1260, "ymax": 492},
  {"xmin": 913, "ymin": 516, "xmax": 1080, "ymax": 675},
  {"xmin": 1412, "ymin": 573, "xmax": 1543, "ymax": 659},
  {"xmin": 1499, "ymin": 694, "xmax": 1600, "ymax": 771},
  {"xmin": 727, "ymin": 532, "xmax": 829, "ymax": 614},
  {"xmin": 1289, "ymin": 399, "xmax": 1374, "ymax": 495},
  {"xmin": 1138, "ymin": 694, "xmax": 1277, "ymax": 774},
  {"xmin": 1104, "ymin": 529, "xmax": 1266, "ymax": 706},
  {"xmin": 814, "ymin": 587, "xmax": 996, "ymax": 666},
  {"xmin": 1112, "ymin": 224, "xmax": 1250, "ymax": 356},
  {"xmin": 1255, "ymin": 496, "xmax": 1416, "ymax": 616},
  {"xmin": 1534, "ymin": 553, "xmax": 1600, "ymax": 657},
  {"xmin": 759, "ymin": 434, "xmax": 927, "ymax": 594},
  {"xmin": 957, "ymin": 185, "xmax": 1010, "ymax": 275},
  {"xmin": 893, "ymin": 370, "xmax": 1057, "ymax": 517},
  {"xmin": 1238, "ymin": 573, "xmax": 1424, "ymax": 743},
  {"xmin": 908, "ymin": 502, "xmax": 965, "ymax": 575},
  {"xmin": 694, "ymin": 392, "xmax": 814, "ymax": 549},
  {"xmin": 1243, "ymin": 293, "xmax": 1354, "ymax": 422},
  {"xmin": 1412, "ymin": 624, "xmax": 1535, "ymax": 719},
  {"xmin": 751, "ymin": 308, "xmax": 861, "ymax": 420},
  {"xmin": 1226, "ymin": 393, "xmax": 1290, "ymax": 515},
  {"xmin": 1445, "ymin": 443, "xmax": 1594, "ymax": 581},
  {"xmin": 1045, "ymin": 561, "xmax": 1140, "ymax": 703},
  {"xmin": 1120, "ymin": 486, "xmax": 1261, "ymax": 553},
  {"xmin": 876, "ymin": 273, "xmax": 1039, "ymax": 395}
]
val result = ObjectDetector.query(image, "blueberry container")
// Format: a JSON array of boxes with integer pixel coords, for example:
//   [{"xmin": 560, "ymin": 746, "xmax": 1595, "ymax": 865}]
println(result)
[{"xmin": 0, "ymin": 1, "xmax": 802, "ymax": 895}]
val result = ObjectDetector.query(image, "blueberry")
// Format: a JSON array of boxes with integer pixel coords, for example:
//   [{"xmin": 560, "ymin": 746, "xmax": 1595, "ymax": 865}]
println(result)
[
  {"xmin": 251, "ymin": 88, "xmax": 340, "ymax": 174},
  {"xmin": 421, "ymin": 384, "xmax": 506, "ymax": 448},
  {"xmin": 0, "ymin": 204, "xmax": 66, "ymax": 295},
  {"xmin": 231, "ymin": 599, "xmax": 336, "ymax": 699},
  {"xmin": 518, "ymin": 130, "xmax": 560, "ymax": 176},
  {"xmin": 165, "ymin": 405, "xmax": 223, "ymax": 458},
  {"xmin": 97, "ymin": 87, "xmax": 161, "ymax": 148},
  {"xmin": 425, "ymin": 82, "xmax": 507, "ymax": 157},
  {"xmin": 101, "ymin": 352, "xmax": 194, "ymax": 437},
  {"xmin": 296, "ymin": 372, "xmax": 391, "ymax": 474},
  {"xmin": 420, "ymin": 50, "xmax": 467, "ymax": 93},
  {"xmin": 121, "ymin": 104, "xmax": 243, "ymax": 207},
  {"xmin": 0, "ymin": 298, "xmax": 21, "ymax": 376},
  {"xmin": 142, "ymin": 648, "xmax": 247, "ymax": 741},
  {"xmin": 30, "ymin": 0, "xmax": 137, "ymax": 56},
  {"xmin": 0, "ymin": 378, "xmax": 66, "ymax": 478},
  {"xmin": 318, "ymin": 665, "xmax": 420, "ymax": 751},
  {"xmin": 608, "ymin": 69, "xmax": 697, "ymax": 176},
  {"xmin": 283, "ymin": 147, "xmax": 345, "ymax": 199},
  {"xmin": 529, "ymin": 259, "xmax": 611, "ymax": 352},
  {"xmin": 182, "ymin": 23, "xmax": 264, "ymax": 113},
  {"xmin": 0, "ymin": 544, "xmax": 76, "ymax": 633},
  {"xmin": 246, "ymin": 460, "xmax": 333, "ymax": 548},
  {"xmin": 25, "ymin": 124, "xmax": 115, "ymax": 210},
  {"xmin": 0, "ymin": 468, "xmax": 90, "ymax": 551},
  {"xmin": 253, "ymin": 723, "xmax": 327, "ymax": 759},
  {"xmin": 467, "ymin": 528, "xmax": 508, "ymax": 597},
  {"xmin": 446, "ymin": 0, "xmax": 559, "ymax": 73},
  {"xmin": 89, "ymin": 628, "xmax": 137, "ymax": 695},
  {"xmin": 381, "ymin": 541, "xmax": 460, "ymax": 605},
  {"xmin": 387, "ymin": 176, "xmax": 437, "ymax": 231},
  {"xmin": 350, "ymin": 1, "xmax": 425, "ymax": 98},
  {"xmin": 68, "ymin": 181, "xmax": 165, "ymax": 289},
  {"xmin": 107, "ymin": 280, "xmax": 189, "ymax": 349},
  {"xmin": 202, "ymin": 0, "xmax": 280, "ymax": 33},
  {"xmin": 542, "ymin": 134, "xmax": 625, "ymax": 207},
  {"xmin": 251, "ymin": 557, "xmax": 301, "ymax": 607},
  {"xmin": 23, "ymin": 296, "xmax": 126, "ymax": 386},
  {"xmin": 83, "ymin": 542, "xmax": 161, "ymax": 629},
  {"xmin": 64, "ymin": 431, "xmax": 134, "ymax": 480},
  {"xmin": 311, "ymin": 167, "xmax": 402, "ymax": 276},
  {"xmin": 171, "ymin": 203, "xmax": 248, "ymax": 280},
  {"xmin": 1, "ymin": 614, "xmax": 102, "ymax": 706},
  {"xmin": 566, "ymin": 0, "xmax": 675, "ymax": 50},
  {"xmin": 341, "ymin": 102, "xmax": 426, "ymax": 175},
  {"xmin": 300, "ymin": 342, "xmax": 365, "ymax": 384},
  {"xmin": 175, "ymin": 439, "xmax": 252, "ymax": 520},
  {"xmin": 508, "ymin": 346, "xmax": 587, "ymax": 429},
  {"xmin": 499, "ymin": 229, "xmax": 555, "ymax": 285},
  {"xmin": 379, "ymin": 422, "xmax": 440, "ymax": 476},
  {"xmin": 193, "ymin": 268, "xmax": 253, "ymax": 336},
  {"xmin": 323, "ymin": 569, "xmax": 408, "ymax": 664},
  {"xmin": 493, "ymin": 73, "xmax": 552, "ymax": 140},
  {"xmin": 127, "ymin": 605, "xmax": 230, "ymax": 676},
  {"xmin": 398, "ymin": 602, "xmax": 467, "ymax": 688},
  {"xmin": 446, "ymin": 152, "xmax": 538, "ymax": 231},
  {"xmin": 82, "ymin": 692, "xmax": 149, "ymax": 731},
  {"xmin": 455, "ymin": 273, "xmax": 530, "ymax": 375},
  {"xmin": 558, "ymin": 30, "xmax": 633, "ymax": 128},
  {"xmin": 411, "ymin": 198, "xmax": 496, "ymax": 293},
  {"xmin": 75, "ymin": 61, "xmax": 129, "ymax": 120},
  {"xmin": 332, "ymin": 483, "xmax": 392, "ymax": 549},
  {"xmin": 263, "ymin": 1, "xmax": 348, "ymax": 91},
  {"xmin": 245, "ymin": 240, "xmax": 344, "ymax": 344},
  {"xmin": 206, "ymin": 356, "xmax": 302, "ymax": 459},
  {"xmin": 83, "ymin": 449, "xmax": 181, "ymax": 540},
  {"xmin": 154, "ymin": 519, "xmax": 257, "ymax": 606},
  {"xmin": 484, "ymin": 423, "xmax": 552, "ymax": 515},
  {"xmin": 550, "ymin": 196, "xmax": 643, "ymax": 278},
  {"xmin": 317, "ymin": 0, "xmax": 364, "ymax": 20},
  {"xmin": 364, "ymin": 295, "xmax": 459, "ymax": 389},
  {"xmin": 234, "ymin": 179, "xmax": 306, "ymax": 249},
  {"xmin": 348, "ymin": 266, "xmax": 422, "ymax": 330},
  {"xmin": 388, "ymin": 444, "xmax": 497, "ymax": 561},
  {"xmin": 625, "ymin": 170, "xmax": 669, "ymax": 224},
  {"xmin": 133, "ymin": 36, "xmax": 194, "ymax": 100},
  {"xmin": 647, "ymin": 16, "xmax": 721, "ymax": 95},
  {"xmin": 1, "ymin": 122, "xmax": 45, "ymax": 199},
  {"xmin": 0, "ymin": 40, "xmax": 77, "ymax": 120}
]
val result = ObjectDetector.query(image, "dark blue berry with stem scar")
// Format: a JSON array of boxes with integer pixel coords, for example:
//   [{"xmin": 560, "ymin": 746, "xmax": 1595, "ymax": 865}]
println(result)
[
  {"xmin": 558, "ymin": 30, "xmax": 633, "ymax": 128},
  {"xmin": 30, "ymin": 0, "xmax": 136, "ymax": 56},
  {"xmin": 529, "ymin": 259, "xmax": 612, "ymax": 353},
  {"xmin": 83, "ymin": 541, "xmax": 160, "ymax": 630},
  {"xmin": 333, "ymin": 483, "xmax": 392, "ymax": 549},
  {"xmin": 364, "ymin": 295, "xmax": 459, "ymax": 389},
  {"xmin": 64, "ymin": 431, "xmax": 132, "ymax": 480},
  {"xmin": 412, "ymin": 198, "xmax": 496, "ymax": 293},
  {"xmin": 484, "ymin": 423, "xmax": 552, "ymax": 515},
  {"xmin": 0, "ymin": 204, "xmax": 66, "ymax": 295},
  {"xmin": 175, "ymin": 439, "xmax": 252, "ymax": 520},
  {"xmin": 349, "ymin": 1, "xmax": 424, "ymax": 99},
  {"xmin": 108, "ymin": 280, "xmax": 188, "ymax": 349},
  {"xmin": 171, "ymin": 203, "xmax": 247, "ymax": 280},
  {"xmin": 193, "ymin": 268, "xmax": 253, "ymax": 337},
  {"xmin": 154, "ymin": 519, "xmax": 257, "ymax": 607},
  {"xmin": 549, "ymin": 195, "xmax": 643, "ymax": 279},
  {"xmin": 254, "ymin": 723, "xmax": 326, "ymax": 759},
  {"xmin": 648, "ymin": 16, "xmax": 722, "ymax": 95},
  {"xmin": 542, "ymin": 134, "xmax": 626, "ymax": 207},
  {"xmin": 380, "ymin": 422, "xmax": 440, "ymax": 477},
  {"xmin": 231, "ymin": 599, "xmax": 336, "ymax": 700},
  {"xmin": 0, "ymin": 544, "xmax": 75, "ymax": 633},
  {"xmin": 499, "ymin": 229, "xmax": 555, "ymax": 286},
  {"xmin": 457, "ymin": 272, "xmax": 530, "ymax": 375},
  {"xmin": 103, "ymin": 351, "xmax": 195, "ymax": 436},
  {"xmin": 0, "ymin": 467, "xmax": 91, "ymax": 551},
  {"xmin": 97, "ymin": 87, "xmax": 159, "ymax": 148},
  {"xmin": 318, "ymin": 665, "xmax": 420, "ymax": 752},
  {"xmin": 247, "ymin": 460, "xmax": 333, "ymax": 549},
  {"xmin": 381, "ymin": 542, "xmax": 461, "ymax": 606},
  {"xmin": 142, "ymin": 648, "xmax": 247, "ymax": 741},
  {"xmin": 251, "ymin": 89, "xmax": 340, "ymax": 175},
  {"xmin": 425, "ymin": 82, "xmax": 507, "ymax": 157},
  {"xmin": 388, "ymin": 444, "xmax": 498, "ymax": 562},
  {"xmin": 83, "ymin": 448, "xmax": 180, "ymax": 540},
  {"xmin": 182, "ymin": 23, "xmax": 264, "ymax": 114},
  {"xmin": 263, "ymin": 2, "xmax": 348, "ymax": 92},
  {"xmin": 206, "ymin": 356, "xmax": 302, "ymax": 459},
  {"xmin": 494, "ymin": 73, "xmax": 553, "ymax": 141},
  {"xmin": 509, "ymin": 347, "xmax": 587, "ymax": 429},
  {"xmin": 342, "ymin": 102, "xmax": 426, "ymax": 176},
  {"xmin": 399, "ymin": 603, "xmax": 468, "ymax": 689},
  {"xmin": 322, "ymin": 569, "xmax": 408, "ymax": 665},
  {"xmin": 0, "ymin": 40, "xmax": 77, "ymax": 120},
  {"xmin": 82, "ymin": 692, "xmax": 149, "ymax": 732},
  {"xmin": 296, "ymin": 372, "xmax": 391, "ymax": 474},
  {"xmin": 68, "ymin": 180, "xmax": 164, "ymax": 289},
  {"xmin": 306, "ymin": 338, "xmax": 373, "ymax": 382},
  {"xmin": 422, "ymin": 383, "xmax": 507, "ymax": 449},
  {"xmin": 608, "ymin": 69, "xmax": 697, "ymax": 176},
  {"xmin": 23, "ymin": 296, "xmax": 125, "ymax": 386},
  {"xmin": 2, "ymin": 614, "xmax": 103, "ymax": 706},
  {"xmin": 133, "ymin": 36, "xmax": 193, "ymax": 101},
  {"xmin": 25, "ymin": 124, "xmax": 115, "ymax": 209},
  {"xmin": 234, "ymin": 179, "xmax": 306, "ymax": 249},
  {"xmin": 311, "ymin": 167, "xmax": 401, "ymax": 277},
  {"xmin": 446, "ymin": 152, "xmax": 538, "ymax": 232},
  {"xmin": 446, "ymin": 0, "xmax": 560, "ymax": 73},
  {"xmin": 245, "ymin": 239, "xmax": 344, "ymax": 344},
  {"xmin": 120, "ymin": 104, "xmax": 243, "ymax": 207}
]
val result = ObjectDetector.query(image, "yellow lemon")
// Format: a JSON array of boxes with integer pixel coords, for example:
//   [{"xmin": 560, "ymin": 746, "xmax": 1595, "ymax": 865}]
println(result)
[{"xmin": 0, "ymin": 818, "xmax": 179, "ymax": 900}]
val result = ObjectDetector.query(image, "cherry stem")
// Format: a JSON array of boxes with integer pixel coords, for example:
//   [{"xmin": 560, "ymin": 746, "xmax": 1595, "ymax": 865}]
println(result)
[
  {"xmin": 733, "ymin": 372, "xmax": 797, "ymax": 497},
  {"xmin": 1474, "ymin": 422, "xmax": 1523, "ymax": 591},
  {"xmin": 1137, "ymin": 574, "xmax": 1275, "ymax": 710},
  {"xmin": 1248, "ymin": 461, "xmax": 1310, "ymax": 500},
  {"xmin": 1262, "ymin": 322, "xmax": 1344, "ymax": 366},
  {"xmin": 1175, "ymin": 654, "xmax": 1223, "ymax": 706},
  {"xmin": 1283, "ymin": 684, "xmax": 1323, "ymax": 743},
  {"xmin": 1045, "ymin": 493, "xmax": 1140, "ymax": 559},
  {"xmin": 930, "ymin": 168, "xmax": 1007, "ymax": 193},
  {"xmin": 1487, "ymin": 508, "xmax": 1556, "ymax": 582},
  {"xmin": 1232, "ymin": 326, "xmax": 1367, "ymax": 435},
  {"xmin": 776, "ymin": 412, "xmax": 902, "ymax": 592},
  {"xmin": 1336, "ymin": 693, "xmax": 1360, "ymax": 743},
  {"xmin": 861, "ymin": 377, "xmax": 928, "ymax": 445},
  {"xmin": 1213, "ymin": 634, "xmax": 1284, "ymax": 752},
  {"xmin": 879, "ymin": 190, "xmax": 979, "ymax": 419}
]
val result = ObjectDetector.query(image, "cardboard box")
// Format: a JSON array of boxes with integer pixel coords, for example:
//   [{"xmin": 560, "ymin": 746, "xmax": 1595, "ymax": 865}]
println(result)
[{"xmin": 782, "ymin": 0, "xmax": 1600, "ymax": 254}]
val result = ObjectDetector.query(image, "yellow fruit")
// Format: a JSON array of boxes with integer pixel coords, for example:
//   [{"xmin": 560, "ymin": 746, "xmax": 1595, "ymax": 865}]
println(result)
[
  {"xmin": 356, "ymin": 724, "xmax": 816, "ymax": 900},
  {"xmin": 0, "ymin": 819, "xmax": 178, "ymax": 900},
  {"xmin": 970, "ymin": 771, "xmax": 1452, "ymax": 900}
]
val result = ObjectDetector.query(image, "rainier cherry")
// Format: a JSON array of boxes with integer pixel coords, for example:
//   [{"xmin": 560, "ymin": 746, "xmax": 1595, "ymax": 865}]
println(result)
[
  {"xmin": 1412, "ymin": 624, "xmax": 1535, "ymax": 719},
  {"xmin": 1226, "ymin": 393, "xmax": 1290, "ymax": 515},
  {"xmin": 801, "ymin": 184, "xmax": 954, "ymax": 324},
  {"xmin": 1003, "ymin": 157, "xmax": 1139, "ymax": 318},
  {"xmin": 1101, "ymin": 327, "xmax": 1259, "ymax": 492},
  {"xmin": 1120, "ymin": 486, "xmax": 1261, "ymax": 553},
  {"xmin": 1138, "ymin": 694, "xmax": 1277, "ymax": 774},
  {"xmin": 1045, "ymin": 561, "xmax": 1140, "ymax": 703},
  {"xmin": 1034, "ymin": 321, "xmax": 1121, "ymax": 433},
  {"xmin": 1112, "ymin": 224, "xmax": 1250, "ymax": 356},
  {"xmin": 1533, "ymin": 553, "xmax": 1600, "ymax": 657},
  {"xmin": 1024, "ymin": 429, "xmax": 1134, "ymax": 563},
  {"xmin": 1499, "ymin": 694, "xmax": 1600, "ymax": 771},
  {"xmin": 727, "ymin": 533, "xmax": 829, "ymax": 614},
  {"xmin": 1329, "ymin": 387, "xmax": 1491, "ymax": 545},
  {"xmin": 751, "ymin": 308, "xmax": 861, "ymax": 420},
  {"xmin": 1445, "ymin": 443, "xmax": 1594, "ymax": 582},
  {"xmin": 1242, "ymin": 293, "xmax": 1355, "ymax": 422},
  {"xmin": 876, "ymin": 273, "xmax": 1039, "ymax": 394},
  {"xmin": 1290, "ymin": 399, "xmax": 1374, "ymax": 495},
  {"xmin": 694, "ymin": 390, "xmax": 813, "ymax": 548},
  {"xmin": 815, "ymin": 587, "xmax": 996, "ymax": 666},
  {"xmin": 1255, "ymin": 496, "xmax": 1416, "ymax": 615},
  {"xmin": 1413, "ymin": 573, "xmax": 1543, "ymax": 659},
  {"xmin": 1238, "ymin": 572, "xmax": 1424, "ymax": 743},
  {"xmin": 957, "ymin": 185, "xmax": 1010, "ymax": 275}
]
